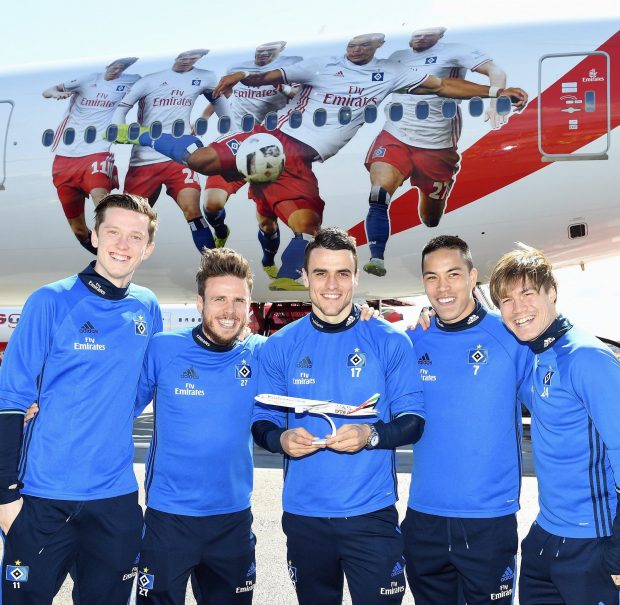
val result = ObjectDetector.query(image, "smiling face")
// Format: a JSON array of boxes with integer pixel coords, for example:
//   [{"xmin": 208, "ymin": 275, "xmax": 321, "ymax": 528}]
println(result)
[
  {"xmin": 497, "ymin": 278, "xmax": 557, "ymax": 342},
  {"xmin": 255, "ymin": 43, "xmax": 283, "ymax": 66},
  {"xmin": 197, "ymin": 275, "xmax": 250, "ymax": 346},
  {"xmin": 422, "ymin": 247, "xmax": 477, "ymax": 324},
  {"xmin": 303, "ymin": 247, "xmax": 358, "ymax": 324},
  {"xmin": 91, "ymin": 207, "xmax": 154, "ymax": 288}
]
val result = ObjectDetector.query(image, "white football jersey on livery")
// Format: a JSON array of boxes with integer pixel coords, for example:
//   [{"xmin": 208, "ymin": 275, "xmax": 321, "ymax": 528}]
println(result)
[
  {"xmin": 384, "ymin": 42, "xmax": 492, "ymax": 149},
  {"xmin": 112, "ymin": 68, "xmax": 229, "ymax": 165},
  {"xmin": 52, "ymin": 72, "xmax": 139, "ymax": 157},
  {"xmin": 227, "ymin": 55, "xmax": 302, "ymax": 128},
  {"xmin": 277, "ymin": 55, "xmax": 427, "ymax": 161}
]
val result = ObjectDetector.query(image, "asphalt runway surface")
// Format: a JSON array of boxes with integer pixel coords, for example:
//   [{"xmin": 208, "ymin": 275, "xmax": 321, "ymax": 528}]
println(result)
[{"xmin": 3, "ymin": 414, "xmax": 538, "ymax": 604}]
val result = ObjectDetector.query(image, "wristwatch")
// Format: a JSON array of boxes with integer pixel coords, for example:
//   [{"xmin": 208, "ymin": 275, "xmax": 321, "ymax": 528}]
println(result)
[{"xmin": 366, "ymin": 424, "xmax": 380, "ymax": 449}]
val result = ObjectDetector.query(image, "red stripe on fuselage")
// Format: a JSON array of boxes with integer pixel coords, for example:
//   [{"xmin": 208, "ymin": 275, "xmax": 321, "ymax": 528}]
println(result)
[{"xmin": 349, "ymin": 30, "xmax": 620, "ymax": 245}]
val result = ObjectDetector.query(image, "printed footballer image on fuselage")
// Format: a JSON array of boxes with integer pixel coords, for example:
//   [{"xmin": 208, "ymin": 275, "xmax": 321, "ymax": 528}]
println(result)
[{"xmin": 0, "ymin": 20, "xmax": 617, "ymax": 305}]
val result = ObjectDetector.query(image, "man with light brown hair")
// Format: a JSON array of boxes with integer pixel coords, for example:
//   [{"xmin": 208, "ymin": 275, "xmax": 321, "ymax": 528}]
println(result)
[{"xmin": 489, "ymin": 246, "xmax": 620, "ymax": 604}]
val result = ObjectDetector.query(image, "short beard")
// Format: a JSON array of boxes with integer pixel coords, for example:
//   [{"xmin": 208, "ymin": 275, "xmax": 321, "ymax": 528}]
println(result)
[{"xmin": 201, "ymin": 317, "xmax": 246, "ymax": 347}]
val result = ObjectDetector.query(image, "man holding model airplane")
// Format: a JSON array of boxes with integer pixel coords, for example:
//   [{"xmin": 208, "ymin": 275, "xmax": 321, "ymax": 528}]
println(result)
[{"xmin": 251, "ymin": 227, "xmax": 425, "ymax": 605}]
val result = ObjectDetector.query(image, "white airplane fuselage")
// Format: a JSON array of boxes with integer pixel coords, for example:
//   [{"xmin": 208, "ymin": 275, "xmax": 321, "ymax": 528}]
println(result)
[{"xmin": 0, "ymin": 20, "xmax": 618, "ymax": 307}]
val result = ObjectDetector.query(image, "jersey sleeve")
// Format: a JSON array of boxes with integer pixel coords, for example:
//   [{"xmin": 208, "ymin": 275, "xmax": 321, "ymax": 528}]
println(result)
[
  {"xmin": 453, "ymin": 43, "xmax": 492, "ymax": 71},
  {"xmin": 392, "ymin": 63, "xmax": 428, "ymax": 92},
  {"xmin": 280, "ymin": 57, "xmax": 328, "ymax": 85},
  {"xmin": 384, "ymin": 329, "xmax": 425, "ymax": 418},
  {"xmin": 569, "ymin": 346, "xmax": 620, "ymax": 485},
  {"xmin": 111, "ymin": 76, "xmax": 149, "ymax": 124},
  {"xmin": 135, "ymin": 338, "xmax": 158, "ymax": 417},
  {"xmin": 61, "ymin": 73, "xmax": 93, "ymax": 93},
  {"xmin": 0, "ymin": 289, "xmax": 56, "ymax": 412},
  {"xmin": 252, "ymin": 336, "xmax": 287, "ymax": 428}
]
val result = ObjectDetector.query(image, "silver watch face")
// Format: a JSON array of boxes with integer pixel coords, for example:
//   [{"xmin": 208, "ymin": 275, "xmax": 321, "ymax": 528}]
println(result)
[{"xmin": 369, "ymin": 433, "xmax": 379, "ymax": 447}]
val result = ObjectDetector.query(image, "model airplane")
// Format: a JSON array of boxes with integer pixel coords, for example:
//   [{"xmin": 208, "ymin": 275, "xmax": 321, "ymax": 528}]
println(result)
[{"xmin": 255, "ymin": 393, "xmax": 380, "ymax": 417}]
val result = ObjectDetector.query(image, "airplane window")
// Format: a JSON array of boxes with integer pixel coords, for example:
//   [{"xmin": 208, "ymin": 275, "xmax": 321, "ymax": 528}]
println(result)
[
  {"xmin": 585, "ymin": 91, "xmax": 596, "ymax": 112},
  {"xmin": 338, "ymin": 107, "xmax": 352, "ymax": 125},
  {"xmin": 364, "ymin": 105, "xmax": 377, "ymax": 124},
  {"xmin": 442, "ymin": 100, "xmax": 457, "ymax": 119},
  {"xmin": 106, "ymin": 124, "xmax": 118, "ymax": 143},
  {"xmin": 218, "ymin": 116, "xmax": 231, "ymax": 134},
  {"xmin": 289, "ymin": 110, "xmax": 303, "ymax": 129},
  {"xmin": 172, "ymin": 119, "xmax": 185, "ymax": 137},
  {"xmin": 190, "ymin": 118, "xmax": 205, "ymax": 136},
  {"xmin": 42, "ymin": 129, "xmax": 54, "ymax": 147},
  {"xmin": 150, "ymin": 121, "xmax": 163, "ymax": 139},
  {"xmin": 241, "ymin": 114, "xmax": 255, "ymax": 132},
  {"xmin": 389, "ymin": 103, "xmax": 403, "ymax": 122},
  {"xmin": 497, "ymin": 95, "xmax": 511, "ymax": 115},
  {"xmin": 313, "ymin": 108, "xmax": 327, "ymax": 127},
  {"xmin": 63, "ymin": 128, "xmax": 75, "ymax": 146},
  {"xmin": 468, "ymin": 98, "xmax": 484, "ymax": 117},
  {"xmin": 264, "ymin": 112, "xmax": 278, "ymax": 131},
  {"xmin": 128, "ymin": 122, "xmax": 141, "ymax": 141},
  {"xmin": 84, "ymin": 126, "xmax": 97, "ymax": 144},
  {"xmin": 415, "ymin": 101, "xmax": 429, "ymax": 120}
]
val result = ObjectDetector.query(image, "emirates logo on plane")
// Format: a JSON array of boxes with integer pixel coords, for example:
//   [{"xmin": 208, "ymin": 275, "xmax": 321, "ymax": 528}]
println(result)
[{"xmin": 582, "ymin": 68, "xmax": 604, "ymax": 82}]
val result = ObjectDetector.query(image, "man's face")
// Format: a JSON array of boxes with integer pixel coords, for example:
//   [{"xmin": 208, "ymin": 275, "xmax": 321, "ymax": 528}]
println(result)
[
  {"xmin": 197, "ymin": 275, "xmax": 250, "ymax": 346},
  {"xmin": 104, "ymin": 62, "xmax": 128, "ymax": 81},
  {"xmin": 346, "ymin": 36, "xmax": 382, "ymax": 65},
  {"xmin": 173, "ymin": 53, "xmax": 204, "ymax": 72},
  {"xmin": 422, "ymin": 248, "xmax": 477, "ymax": 324},
  {"xmin": 497, "ymin": 278, "xmax": 557, "ymax": 342},
  {"xmin": 409, "ymin": 30, "xmax": 443, "ymax": 52},
  {"xmin": 92, "ymin": 207, "xmax": 154, "ymax": 288},
  {"xmin": 303, "ymin": 248, "xmax": 358, "ymax": 324},
  {"xmin": 255, "ymin": 45, "xmax": 282, "ymax": 66}
]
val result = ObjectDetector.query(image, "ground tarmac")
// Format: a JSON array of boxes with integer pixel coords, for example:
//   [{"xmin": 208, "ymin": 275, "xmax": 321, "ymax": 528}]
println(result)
[{"xmin": 6, "ymin": 465, "xmax": 539, "ymax": 604}]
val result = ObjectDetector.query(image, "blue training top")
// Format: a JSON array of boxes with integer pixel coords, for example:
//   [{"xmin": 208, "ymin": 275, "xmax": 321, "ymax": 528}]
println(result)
[
  {"xmin": 407, "ymin": 304, "xmax": 530, "ymax": 518},
  {"xmin": 0, "ymin": 264, "xmax": 162, "ymax": 500},
  {"xmin": 254, "ymin": 306, "xmax": 425, "ymax": 518},
  {"xmin": 520, "ymin": 316, "xmax": 620, "ymax": 538},
  {"xmin": 137, "ymin": 326, "xmax": 265, "ymax": 516}
]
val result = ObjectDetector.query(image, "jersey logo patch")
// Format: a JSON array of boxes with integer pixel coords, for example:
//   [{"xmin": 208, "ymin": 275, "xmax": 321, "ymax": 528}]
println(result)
[
  {"xmin": 226, "ymin": 139, "xmax": 241, "ymax": 154},
  {"xmin": 468, "ymin": 346, "xmax": 488, "ymax": 364},
  {"xmin": 418, "ymin": 352, "xmax": 432, "ymax": 365},
  {"xmin": 6, "ymin": 562, "xmax": 29, "ymax": 583},
  {"xmin": 192, "ymin": 79, "xmax": 201, "ymax": 86},
  {"xmin": 80, "ymin": 321, "xmax": 98, "ymax": 334},
  {"xmin": 371, "ymin": 72, "xmax": 384, "ymax": 81},
  {"xmin": 347, "ymin": 349, "xmax": 366, "ymax": 367},
  {"xmin": 247, "ymin": 562, "xmax": 256, "ymax": 577},
  {"xmin": 425, "ymin": 57, "xmax": 438, "ymax": 64},
  {"xmin": 296, "ymin": 356, "xmax": 313, "ymax": 368},
  {"xmin": 500, "ymin": 566, "xmax": 514, "ymax": 582},
  {"xmin": 134, "ymin": 314, "xmax": 148, "ymax": 336},
  {"xmin": 391, "ymin": 560, "xmax": 404, "ymax": 577},
  {"xmin": 372, "ymin": 146, "xmax": 386, "ymax": 159},
  {"xmin": 116, "ymin": 85, "xmax": 127, "ymax": 91},
  {"xmin": 182, "ymin": 367, "xmax": 199, "ymax": 379},
  {"xmin": 288, "ymin": 561, "xmax": 298, "ymax": 586},
  {"xmin": 543, "ymin": 370, "xmax": 554, "ymax": 385},
  {"xmin": 235, "ymin": 362, "xmax": 252, "ymax": 379},
  {"xmin": 138, "ymin": 569, "xmax": 154, "ymax": 589}
]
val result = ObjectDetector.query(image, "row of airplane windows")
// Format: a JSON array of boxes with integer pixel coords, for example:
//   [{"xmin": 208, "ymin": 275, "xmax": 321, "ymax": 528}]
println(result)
[{"xmin": 41, "ymin": 96, "xmax": 513, "ymax": 147}]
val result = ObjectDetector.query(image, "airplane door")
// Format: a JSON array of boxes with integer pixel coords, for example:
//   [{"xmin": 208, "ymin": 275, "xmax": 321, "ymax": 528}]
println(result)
[
  {"xmin": 538, "ymin": 51, "xmax": 610, "ymax": 161},
  {"xmin": 0, "ymin": 100, "xmax": 15, "ymax": 190}
]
